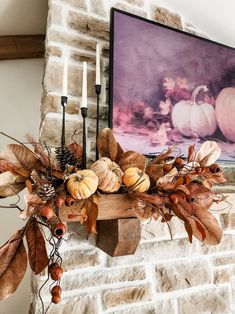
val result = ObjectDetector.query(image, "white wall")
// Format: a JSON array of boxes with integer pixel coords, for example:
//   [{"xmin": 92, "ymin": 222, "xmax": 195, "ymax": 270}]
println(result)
[{"xmin": 0, "ymin": 59, "xmax": 44, "ymax": 314}]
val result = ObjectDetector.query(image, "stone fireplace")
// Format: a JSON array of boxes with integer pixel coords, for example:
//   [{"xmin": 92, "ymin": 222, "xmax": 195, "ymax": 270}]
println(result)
[{"xmin": 31, "ymin": 0, "xmax": 235, "ymax": 313}]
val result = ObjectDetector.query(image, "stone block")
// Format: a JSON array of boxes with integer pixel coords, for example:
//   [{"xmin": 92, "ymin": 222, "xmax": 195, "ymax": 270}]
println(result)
[
  {"xmin": 64, "ymin": 0, "xmax": 87, "ymax": 11},
  {"xmin": 61, "ymin": 248, "xmax": 100, "ymax": 271},
  {"xmin": 212, "ymin": 253, "xmax": 235, "ymax": 266},
  {"xmin": 153, "ymin": 7, "xmax": 183, "ymax": 30},
  {"xmin": 45, "ymin": 45, "xmax": 62, "ymax": 58},
  {"xmin": 90, "ymin": 0, "xmax": 107, "ymax": 18},
  {"xmin": 108, "ymin": 300, "xmax": 175, "ymax": 314},
  {"xmin": 67, "ymin": 11, "xmax": 109, "ymax": 41},
  {"xmin": 155, "ymin": 258, "xmax": 211, "ymax": 292},
  {"xmin": 220, "ymin": 214, "xmax": 235, "ymax": 230},
  {"xmin": 178, "ymin": 286, "xmax": 231, "ymax": 314},
  {"xmin": 213, "ymin": 268, "xmax": 230, "ymax": 284},
  {"xmin": 102, "ymin": 284, "xmax": 152, "ymax": 309},
  {"xmin": 111, "ymin": 2, "xmax": 147, "ymax": 18},
  {"xmin": 43, "ymin": 61, "xmax": 63, "ymax": 95},
  {"xmin": 201, "ymin": 235, "xmax": 235, "ymax": 255},
  {"xmin": 47, "ymin": 2, "xmax": 63, "ymax": 27},
  {"xmin": 60, "ymin": 265, "xmax": 146, "ymax": 290},
  {"xmin": 122, "ymin": 0, "xmax": 144, "ymax": 6},
  {"xmin": 135, "ymin": 238, "xmax": 200, "ymax": 262},
  {"xmin": 47, "ymin": 28, "xmax": 98, "ymax": 51},
  {"xmin": 40, "ymin": 112, "xmax": 83, "ymax": 147},
  {"xmin": 70, "ymin": 50, "xmax": 96, "ymax": 64}
]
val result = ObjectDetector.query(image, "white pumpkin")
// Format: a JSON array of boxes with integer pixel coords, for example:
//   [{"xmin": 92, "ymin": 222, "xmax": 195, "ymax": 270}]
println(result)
[
  {"xmin": 172, "ymin": 85, "xmax": 217, "ymax": 137},
  {"xmin": 215, "ymin": 87, "xmax": 235, "ymax": 142}
]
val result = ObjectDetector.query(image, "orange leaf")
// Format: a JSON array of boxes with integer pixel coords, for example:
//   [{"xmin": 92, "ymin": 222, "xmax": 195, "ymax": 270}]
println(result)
[
  {"xmin": 84, "ymin": 199, "xmax": 98, "ymax": 235},
  {"xmin": 184, "ymin": 221, "xmax": 193, "ymax": 243},
  {"xmin": 119, "ymin": 151, "xmax": 148, "ymax": 172},
  {"xmin": 195, "ymin": 220, "xmax": 206, "ymax": 242},
  {"xmin": 187, "ymin": 144, "xmax": 196, "ymax": 163},
  {"xmin": 0, "ymin": 229, "xmax": 27, "ymax": 300},
  {"xmin": 26, "ymin": 218, "xmax": 48, "ymax": 275},
  {"xmin": 97, "ymin": 128, "xmax": 118, "ymax": 161}
]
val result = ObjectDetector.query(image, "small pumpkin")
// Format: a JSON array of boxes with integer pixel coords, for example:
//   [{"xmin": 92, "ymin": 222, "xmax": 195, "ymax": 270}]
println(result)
[
  {"xmin": 172, "ymin": 85, "xmax": 217, "ymax": 137},
  {"xmin": 215, "ymin": 87, "xmax": 235, "ymax": 142},
  {"xmin": 123, "ymin": 167, "xmax": 150, "ymax": 192},
  {"xmin": 67, "ymin": 169, "xmax": 98, "ymax": 200},
  {"xmin": 90, "ymin": 157, "xmax": 123, "ymax": 193}
]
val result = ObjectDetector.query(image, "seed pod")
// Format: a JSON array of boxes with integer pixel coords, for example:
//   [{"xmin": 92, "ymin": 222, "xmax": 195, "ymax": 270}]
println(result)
[
  {"xmin": 209, "ymin": 163, "xmax": 220, "ymax": 173},
  {"xmin": 169, "ymin": 193, "xmax": 179, "ymax": 205},
  {"xmin": 175, "ymin": 157, "xmax": 184, "ymax": 166},
  {"xmin": 163, "ymin": 163, "xmax": 173, "ymax": 173},
  {"xmin": 51, "ymin": 285, "xmax": 62, "ymax": 296},
  {"xmin": 64, "ymin": 195, "xmax": 76, "ymax": 207},
  {"xmin": 50, "ymin": 266, "xmax": 63, "ymax": 281},
  {"xmin": 52, "ymin": 294, "xmax": 61, "ymax": 304},
  {"xmin": 53, "ymin": 222, "xmax": 67, "ymax": 238},
  {"xmin": 39, "ymin": 206, "xmax": 54, "ymax": 220}
]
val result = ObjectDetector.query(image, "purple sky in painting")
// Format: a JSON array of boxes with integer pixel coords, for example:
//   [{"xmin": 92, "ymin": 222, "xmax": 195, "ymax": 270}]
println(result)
[{"xmin": 113, "ymin": 11, "xmax": 235, "ymax": 107}]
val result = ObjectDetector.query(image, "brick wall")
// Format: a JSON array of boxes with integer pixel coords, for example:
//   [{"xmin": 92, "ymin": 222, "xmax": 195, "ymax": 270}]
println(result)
[{"xmin": 32, "ymin": 0, "xmax": 235, "ymax": 313}]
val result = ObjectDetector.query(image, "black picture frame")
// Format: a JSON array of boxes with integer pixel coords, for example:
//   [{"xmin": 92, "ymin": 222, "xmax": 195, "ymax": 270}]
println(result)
[{"xmin": 109, "ymin": 7, "xmax": 235, "ymax": 161}]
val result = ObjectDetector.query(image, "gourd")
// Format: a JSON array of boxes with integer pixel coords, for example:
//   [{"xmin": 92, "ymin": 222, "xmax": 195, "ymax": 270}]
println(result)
[
  {"xmin": 215, "ymin": 87, "xmax": 235, "ymax": 142},
  {"xmin": 172, "ymin": 85, "xmax": 217, "ymax": 137},
  {"xmin": 90, "ymin": 157, "xmax": 123, "ymax": 193},
  {"xmin": 67, "ymin": 169, "xmax": 98, "ymax": 200},
  {"xmin": 123, "ymin": 167, "xmax": 150, "ymax": 192}
]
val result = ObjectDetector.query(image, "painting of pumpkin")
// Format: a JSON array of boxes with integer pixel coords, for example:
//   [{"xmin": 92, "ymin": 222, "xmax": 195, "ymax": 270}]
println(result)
[
  {"xmin": 215, "ymin": 87, "xmax": 235, "ymax": 142},
  {"xmin": 172, "ymin": 85, "xmax": 217, "ymax": 137}
]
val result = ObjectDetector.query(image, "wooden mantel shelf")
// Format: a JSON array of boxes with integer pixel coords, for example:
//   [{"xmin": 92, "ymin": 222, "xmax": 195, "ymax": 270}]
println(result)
[{"xmin": 0, "ymin": 35, "xmax": 45, "ymax": 60}]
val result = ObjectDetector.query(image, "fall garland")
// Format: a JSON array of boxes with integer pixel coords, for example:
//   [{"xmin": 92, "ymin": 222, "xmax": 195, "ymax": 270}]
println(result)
[{"xmin": 0, "ymin": 128, "xmax": 227, "ymax": 311}]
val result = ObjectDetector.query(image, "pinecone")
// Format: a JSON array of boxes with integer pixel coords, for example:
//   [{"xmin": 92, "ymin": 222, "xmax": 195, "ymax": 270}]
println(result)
[
  {"xmin": 55, "ymin": 145, "xmax": 78, "ymax": 171},
  {"xmin": 37, "ymin": 184, "xmax": 56, "ymax": 202}
]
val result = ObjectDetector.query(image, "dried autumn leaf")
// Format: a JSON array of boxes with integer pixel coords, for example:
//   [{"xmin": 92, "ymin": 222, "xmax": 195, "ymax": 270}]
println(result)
[
  {"xmin": 68, "ymin": 143, "xmax": 83, "ymax": 161},
  {"xmin": 195, "ymin": 141, "xmax": 221, "ymax": 166},
  {"xmin": 118, "ymin": 151, "xmax": 148, "ymax": 172},
  {"xmin": 151, "ymin": 147, "xmax": 173, "ymax": 164},
  {"xmin": 20, "ymin": 194, "xmax": 44, "ymax": 219},
  {"xmin": 115, "ymin": 142, "xmax": 124, "ymax": 163},
  {"xmin": 0, "ymin": 171, "xmax": 25, "ymax": 197},
  {"xmin": 188, "ymin": 144, "xmax": 196, "ymax": 163},
  {"xmin": 0, "ymin": 229, "xmax": 27, "ymax": 300},
  {"xmin": 185, "ymin": 182, "xmax": 214, "ymax": 210},
  {"xmin": 146, "ymin": 164, "xmax": 164, "ymax": 184},
  {"xmin": 84, "ymin": 199, "xmax": 98, "ymax": 234},
  {"xmin": 132, "ymin": 200, "xmax": 159, "ymax": 224},
  {"xmin": 0, "ymin": 144, "xmax": 39, "ymax": 172},
  {"xmin": 184, "ymin": 221, "xmax": 193, "ymax": 243},
  {"xmin": 156, "ymin": 167, "xmax": 178, "ymax": 190},
  {"xmin": 26, "ymin": 218, "xmax": 48, "ymax": 275},
  {"xmin": 188, "ymin": 206, "xmax": 222, "ymax": 245},
  {"xmin": 97, "ymin": 128, "xmax": 118, "ymax": 161}
]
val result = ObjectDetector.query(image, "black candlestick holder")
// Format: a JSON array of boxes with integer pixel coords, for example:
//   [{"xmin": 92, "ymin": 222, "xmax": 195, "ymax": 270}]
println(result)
[
  {"xmin": 61, "ymin": 96, "xmax": 68, "ymax": 146},
  {"xmin": 95, "ymin": 84, "xmax": 101, "ymax": 160},
  {"xmin": 81, "ymin": 107, "xmax": 88, "ymax": 169}
]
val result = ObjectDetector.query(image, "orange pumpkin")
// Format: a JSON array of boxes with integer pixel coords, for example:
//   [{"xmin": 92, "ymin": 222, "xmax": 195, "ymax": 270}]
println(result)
[
  {"xmin": 67, "ymin": 169, "xmax": 98, "ymax": 200},
  {"xmin": 215, "ymin": 87, "xmax": 235, "ymax": 142},
  {"xmin": 123, "ymin": 167, "xmax": 150, "ymax": 192}
]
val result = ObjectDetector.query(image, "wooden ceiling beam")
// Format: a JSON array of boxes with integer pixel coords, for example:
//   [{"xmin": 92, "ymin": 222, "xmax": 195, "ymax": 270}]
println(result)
[{"xmin": 0, "ymin": 35, "xmax": 45, "ymax": 60}]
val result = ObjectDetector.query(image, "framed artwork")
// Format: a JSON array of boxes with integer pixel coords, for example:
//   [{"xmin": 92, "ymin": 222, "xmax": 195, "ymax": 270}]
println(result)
[{"xmin": 109, "ymin": 8, "xmax": 235, "ymax": 161}]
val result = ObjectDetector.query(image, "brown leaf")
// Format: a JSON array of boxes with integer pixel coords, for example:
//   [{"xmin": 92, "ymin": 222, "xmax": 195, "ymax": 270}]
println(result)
[
  {"xmin": 20, "ymin": 194, "xmax": 44, "ymax": 219},
  {"xmin": 0, "ymin": 171, "xmax": 25, "ymax": 197},
  {"xmin": 68, "ymin": 143, "xmax": 83, "ymax": 161},
  {"xmin": 151, "ymin": 147, "xmax": 173, "ymax": 164},
  {"xmin": 26, "ymin": 218, "xmax": 48, "ymax": 274},
  {"xmin": 133, "ymin": 200, "xmax": 159, "ymax": 224},
  {"xmin": 187, "ymin": 144, "xmax": 196, "ymax": 163},
  {"xmin": 185, "ymin": 182, "xmax": 214, "ymax": 210},
  {"xmin": 156, "ymin": 167, "xmax": 178, "ymax": 191},
  {"xmin": 184, "ymin": 221, "xmax": 193, "ymax": 243},
  {"xmin": 0, "ymin": 229, "xmax": 27, "ymax": 300},
  {"xmin": 0, "ymin": 144, "xmax": 39, "ymax": 172},
  {"xmin": 84, "ymin": 199, "xmax": 98, "ymax": 234},
  {"xmin": 115, "ymin": 142, "xmax": 124, "ymax": 163},
  {"xmin": 195, "ymin": 220, "xmax": 206, "ymax": 242},
  {"xmin": 188, "ymin": 206, "xmax": 222, "ymax": 245},
  {"xmin": 97, "ymin": 128, "xmax": 118, "ymax": 161},
  {"xmin": 118, "ymin": 151, "xmax": 148, "ymax": 172},
  {"xmin": 195, "ymin": 141, "xmax": 221, "ymax": 166},
  {"xmin": 146, "ymin": 164, "xmax": 164, "ymax": 184}
]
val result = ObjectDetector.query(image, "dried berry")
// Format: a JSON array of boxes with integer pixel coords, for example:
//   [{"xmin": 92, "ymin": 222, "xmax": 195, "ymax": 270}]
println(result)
[
  {"xmin": 39, "ymin": 206, "xmax": 54, "ymax": 220},
  {"xmin": 175, "ymin": 157, "xmax": 184, "ymax": 166},
  {"xmin": 50, "ymin": 266, "xmax": 63, "ymax": 281},
  {"xmin": 163, "ymin": 163, "xmax": 173, "ymax": 173},
  {"xmin": 53, "ymin": 223, "xmax": 67, "ymax": 238},
  {"xmin": 51, "ymin": 285, "xmax": 62, "ymax": 296},
  {"xmin": 52, "ymin": 294, "xmax": 61, "ymax": 304},
  {"xmin": 209, "ymin": 163, "xmax": 220, "ymax": 173}
]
